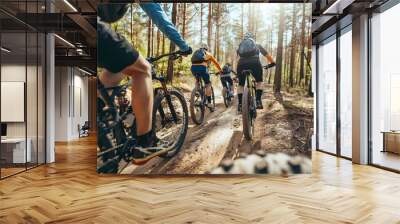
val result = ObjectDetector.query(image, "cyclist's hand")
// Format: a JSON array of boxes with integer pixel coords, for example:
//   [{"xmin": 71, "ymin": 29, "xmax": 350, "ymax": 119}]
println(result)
[
  {"xmin": 147, "ymin": 57, "xmax": 156, "ymax": 63},
  {"xmin": 180, "ymin": 47, "xmax": 192, "ymax": 56},
  {"xmin": 265, "ymin": 62, "xmax": 276, "ymax": 69}
]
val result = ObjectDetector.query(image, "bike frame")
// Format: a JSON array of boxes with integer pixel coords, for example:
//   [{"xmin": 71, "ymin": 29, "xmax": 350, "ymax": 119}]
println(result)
[
  {"xmin": 153, "ymin": 73, "xmax": 179, "ymax": 124},
  {"xmin": 97, "ymin": 51, "xmax": 185, "ymax": 172},
  {"xmin": 195, "ymin": 76, "xmax": 207, "ymax": 105}
]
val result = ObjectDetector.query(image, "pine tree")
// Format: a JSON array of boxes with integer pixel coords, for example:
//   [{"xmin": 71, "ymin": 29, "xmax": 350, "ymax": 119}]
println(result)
[
  {"xmin": 167, "ymin": 3, "xmax": 177, "ymax": 82},
  {"xmin": 274, "ymin": 5, "xmax": 285, "ymax": 94}
]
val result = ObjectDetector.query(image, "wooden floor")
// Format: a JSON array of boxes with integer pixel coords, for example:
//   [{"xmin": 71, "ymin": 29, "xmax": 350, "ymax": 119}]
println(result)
[
  {"xmin": 373, "ymin": 150, "xmax": 400, "ymax": 171},
  {"xmin": 0, "ymin": 136, "xmax": 400, "ymax": 224}
]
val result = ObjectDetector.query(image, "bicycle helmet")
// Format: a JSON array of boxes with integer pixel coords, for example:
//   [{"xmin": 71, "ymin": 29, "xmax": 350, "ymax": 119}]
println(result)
[
  {"xmin": 98, "ymin": 4, "xmax": 129, "ymax": 23},
  {"xmin": 244, "ymin": 32, "xmax": 255, "ymax": 39},
  {"xmin": 200, "ymin": 43, "xmax": 209, "ymax": 51}
]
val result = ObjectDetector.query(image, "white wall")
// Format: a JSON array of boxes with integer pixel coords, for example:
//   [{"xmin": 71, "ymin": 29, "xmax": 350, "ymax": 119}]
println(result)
[{"xmin": 55, "ymin": 67, "xmax": 89, "ymax": 141}]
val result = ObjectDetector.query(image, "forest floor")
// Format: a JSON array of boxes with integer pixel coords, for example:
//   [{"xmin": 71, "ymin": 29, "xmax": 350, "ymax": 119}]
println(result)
[{"xmin": 121, "ymin": 83, "xmax": 313, "ymax": 175}]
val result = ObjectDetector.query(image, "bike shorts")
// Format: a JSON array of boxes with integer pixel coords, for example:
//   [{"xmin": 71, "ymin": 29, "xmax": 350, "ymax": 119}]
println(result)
[
  {"xmin": 97, "ymin": 20, "xmax": 139, "ymax": 73},
  {"xmin": 236, "ymin": 57, "xmax": 263, "ymax": 87},
  {"xmin": 220, "ymin": 76, "xmax": 233, "ymax": 90},
  {"xmin": 191, "ymin": 65, "xmax": 211, "ymax": 84}
]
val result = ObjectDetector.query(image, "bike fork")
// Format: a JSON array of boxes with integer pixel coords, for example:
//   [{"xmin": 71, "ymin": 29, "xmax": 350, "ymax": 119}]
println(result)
[{"xmin": 165, "ymin": 94, "xmax": 179, "ymax": 123}]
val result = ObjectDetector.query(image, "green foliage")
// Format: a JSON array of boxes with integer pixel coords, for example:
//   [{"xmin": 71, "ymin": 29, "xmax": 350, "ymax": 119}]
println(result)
[{"xmin": 107, "ymin": 3, "xmax": 312, "ymax": 93}]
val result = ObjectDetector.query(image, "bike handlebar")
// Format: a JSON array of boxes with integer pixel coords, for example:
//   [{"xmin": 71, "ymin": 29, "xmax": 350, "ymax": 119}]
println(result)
[
  {"xmin": 209, "ymin": 71, "xmax": 222, "ymax": 76},
  {"xmin": 264, "ymin": 63, "xmax": 276, "ymax": 70},
  {"xmin": 147, "ymin": 50, "xmax": 188, "ymax": 64}
]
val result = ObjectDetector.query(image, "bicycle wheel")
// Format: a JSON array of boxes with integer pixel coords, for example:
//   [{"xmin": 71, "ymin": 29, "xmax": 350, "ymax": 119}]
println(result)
[
  {"xmin": 97, "ymin": 98, "xmax": 125, "ymax": 173},
  {"xmin": 153, "ymin": 89, "xmax": 189, "ymax": 158},
  {"xmin": 210, "ymin": 86, "xmax": 216, "ymax": 111},
  {"xmin": 242, "ymin": 87, "xmax": 254, "ymax": 140},
  {"xmin": 222, "ymin": 87, "xmax": 229, "ymax": 108},
  {"xmin": 190, "ymin": 87, "xmax": 205, "ymax": 125}
]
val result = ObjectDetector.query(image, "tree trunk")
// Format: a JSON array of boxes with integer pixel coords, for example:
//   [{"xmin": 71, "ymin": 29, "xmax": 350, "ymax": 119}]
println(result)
[
  {"xmin": 151, "ymin": 22, "xmax": 155, "ymax": 56},
  {"xmin": 162, "ymin": 3, "xmax": 168, "ymax": 56},
  {"xmin": 274, "ymin": 5, "xmax": 285, "ymax": 94},
  {"xmin": 167, "ymin": 3, "xmax": 177, "ymax": 82},
  {"xmin": 162, "ymin": 34, "xmax": 165, "ymax": 54},
  {"xmin": 284, "ymin": 29, "xmax": 289, "ymax": 86},
  {"xmin": 299, "ymin": 4, "xmax": 306, "ymax": 85},
  {"xmin": 182, "ymin": 3, "xmax": 187, "ymax": 39},
  {"xmin": 306, "ymin": 32, "xmax": 312, "ymax": 71},
  {"xmin": 215, "ymin": 4, "xmax": 220, "ymax": 60},
  {"xmin": 248, "ymin": 4, "xmax": 253, "ymax": 35},
  {"xmin": 130, "ymin": 5, "xmax": 133, "ymax": 44},
  {"xmin": 156, "ymin": 28, "xmax": 161, "ymax": 56},
  {"xmin": 200, "ymin": 3, "xmax": 203, "ymax": 43},
  {"xmin": 289, "ymin": 5, "xmax": 296, "ymax": 88},
  {"xmin": 307, "ymin": 30, "xmax": 313, "ymax": 97},
  {"xmin": 207, "ymin": 3, "xmax": 212, "ymax": 50},
  {"xmin": 268, "ymin": 18, "xmax": 273, "ymax": 84},
  {"xmin": 241, "ymin": 4, "xmax": 244, "ymax": 39},
  {"xmin": 147, "ymin": 19, "xmax": 152, "ymax": 57}
]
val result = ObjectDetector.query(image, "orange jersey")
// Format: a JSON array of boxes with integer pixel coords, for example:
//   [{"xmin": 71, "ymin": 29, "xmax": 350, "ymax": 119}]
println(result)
[{"xmin": 192, "ymin": 51, "xmax": 222, "ymax": 72}]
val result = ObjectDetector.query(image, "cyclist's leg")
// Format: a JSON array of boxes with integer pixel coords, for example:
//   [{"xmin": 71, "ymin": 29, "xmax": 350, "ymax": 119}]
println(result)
[
  {"xmin": 236, "ymin": 60, "xmax": 246, "ymax": 111},
  {"xmin": 249, "ymin": 58, "xmax": 264, "ymax": 108},
  {"xmin": 121, "ymin": 56, "xmax": 153, "ymax": 140},
  {"xmin": 98, "ymin": 20, "xmax": 153, "ymax": 147},
  {"xmin": 220, "ymin": 76, "xmax": 228, "ymax": 90},
  {"xmin": 191, "ymin": 65, "xmax": 201, "ymax": 89},
  {"xmin": 200, "ymin": 68, "xmax": 212, "ymax": 104},
  {"xmin": 226, "ymin": 77, "xmax": 234, "ymax": 95}
]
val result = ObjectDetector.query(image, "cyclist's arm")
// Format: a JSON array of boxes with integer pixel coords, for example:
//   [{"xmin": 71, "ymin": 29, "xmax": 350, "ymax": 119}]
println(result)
[
  {"xmin": 205, "ymin": 52, "xmax": 222, "ymax": 72},
  {"xmin": 258, "ymin": 44, "xmax": 275, "ymax": 64},
  {"xmin": 140, "ymin": 3, "xmax": 190, "ymax": 51}
]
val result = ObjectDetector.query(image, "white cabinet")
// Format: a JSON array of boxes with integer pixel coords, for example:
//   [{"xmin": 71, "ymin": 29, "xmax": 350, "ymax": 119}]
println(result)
[{"xmin": 1, "ymin": 138, "xmax": 32, "ymax": 163}]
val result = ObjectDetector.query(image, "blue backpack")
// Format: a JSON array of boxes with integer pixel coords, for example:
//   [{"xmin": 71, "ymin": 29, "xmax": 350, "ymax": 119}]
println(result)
[
  {"xmin": 238, "ymin": 38, "xmax": 259, "ymax": 57},
  {"xmin": 191, "ymin": 49, "xmax": 206, "ymax": 63},
  {"xmin": 222, "ymin": 65, "xmax": 231, "ymax": 74}
]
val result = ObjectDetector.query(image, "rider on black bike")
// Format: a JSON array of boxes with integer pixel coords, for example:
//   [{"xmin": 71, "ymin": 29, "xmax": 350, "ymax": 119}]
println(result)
[
  {"xmin": 97, "ymin": 3, "xmax": 192, "ymax": 164},
  {"xmin": 220, "ymin": 63, "xmax": 236, "ymax": 98},
  {"xmin": 236, "ymin": 32, "xmax": 276, "ymax": 112},
  {"xmin": 191, "ymin": 44, "xmax": 223, "ymax": 109}
]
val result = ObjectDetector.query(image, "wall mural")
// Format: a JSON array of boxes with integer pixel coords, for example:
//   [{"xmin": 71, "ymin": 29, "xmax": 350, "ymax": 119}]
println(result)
[{"xmin": 96, "ymin": 3, "xmax": 313, "ymax": 175}]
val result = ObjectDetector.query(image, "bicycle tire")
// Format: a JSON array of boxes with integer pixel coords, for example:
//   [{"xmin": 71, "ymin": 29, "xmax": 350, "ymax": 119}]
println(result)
[
  {"xmin": 210, "ymin": 86, "xmax": 216, "ymax": 112},
  {"xmin": 97, "ymin": 98, "xmax": 125, "ymax": 173},
  {"xmin": 153, "ymin": 89, "xmax": 189, "ymax": 158},
  {"xmin": 242, "ymin": 87, "xmax": 254, "ymax": 140},
  {"xmin": 190, "ymin": 87, "xmax": 205, "ymax": 125},
  {"xmin": 222, "ymin": 88, "xmax": 229, "ymax": 108}
]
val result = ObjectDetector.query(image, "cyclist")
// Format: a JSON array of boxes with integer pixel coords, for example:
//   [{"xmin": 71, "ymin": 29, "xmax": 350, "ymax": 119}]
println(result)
[
  {"xmin": 236, "ymin": 32, "xmax": 276, "ymax": 112},
  {"xmin": 97, "ymin": 3, "xmax": 192, "ymax": 164},
  {"xmin": 220, "ymin": 63, "xmax": 236, "ymax": 97},
  {"xmin": 190, "ymin": 44, "xmax": 223, "ymax": 109}
]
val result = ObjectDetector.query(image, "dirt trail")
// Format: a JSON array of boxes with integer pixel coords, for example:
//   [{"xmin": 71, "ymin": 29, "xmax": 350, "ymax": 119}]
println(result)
[{"xmin": 121, "ymin": 84, "xmax": 313, "ymax": 174}]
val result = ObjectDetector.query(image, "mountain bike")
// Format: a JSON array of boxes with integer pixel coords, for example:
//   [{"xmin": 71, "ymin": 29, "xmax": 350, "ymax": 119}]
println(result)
[
  {"xmin": 189, "ymin": 73, "xmax": 217, "ymax": 125},
  {"xmin": 241, "ymin": 65, "xmax": 273, "ymax": 140},
  {"xmin": 221, "ymin": 77, "xmax": 234, "ymax": 108},
  {"xmin": 97, "ymin": 51, "xmax": 189, "ymax": 173}
]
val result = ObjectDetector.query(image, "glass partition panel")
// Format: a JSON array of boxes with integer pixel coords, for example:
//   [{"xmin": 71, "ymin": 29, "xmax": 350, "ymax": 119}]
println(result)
[
  {"xmin": 371, "ymin": 3, "xmax": 400, "ymax": 171},
  {"xmin": 340, "ymin": 28, "xmax": 352, "ymax": 158},
  {"xmin": 317, "ymin": 36, "xmax": 337, "ymax": 154},
  {"xmin": 1, "ymin": 31, "xmax": 28, "ymax": 177}
]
